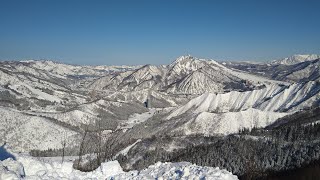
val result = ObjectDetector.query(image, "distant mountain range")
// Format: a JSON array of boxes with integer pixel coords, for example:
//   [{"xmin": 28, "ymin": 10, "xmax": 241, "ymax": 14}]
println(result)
[
  {"xmin": 271, "ymin": 54, "xmax": 320, "ymax": 65},
  {"xmin": 1, "ymin": 54, "xmax": 319, "ymax": 152},
  {"xmin": 224, "ymin": 54, "xmax": 320, "ymax": 83}
]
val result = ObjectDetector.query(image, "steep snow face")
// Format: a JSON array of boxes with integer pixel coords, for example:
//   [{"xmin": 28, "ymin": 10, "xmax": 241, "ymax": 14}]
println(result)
[
  {"xmin": 0, "ymin": 153, "xmax": 238, "ymax": 180},
  {"xmin": 167, "ymin": 70, "xmax": 225, "ymax": 94},
  {"xmin": 259, "ymin": 81, "xmax": 320, "ymax": 111},
  {"xmin": 164, "ymin": 82, "xmax": 320, "ymax": 135},
  {"xmin": 168, "ymin": 55, "xmax": 209, "ymax": 77},
  {"xmin": 271, "ymin": 54, "xmax": 320, "ymax": 65},
  {"xmin": 166, "ymin": 65, "xmax": 250, "ymax": 94},
  {"xmin": 177, "ymin": 109, "xmax": 286, "ymax": 135},
  {"xmin": 118, "ymin": 65, "xmax": 166, "ymax": 91},
  {"xmin": 168, "ymin": 82, "xmax": 320, "ymax": 119},
  {"xmin": 166, "ymin": 55, "xmax": 230, "ymax": 85},
  {"xmin": 167, "ymin": 84, "xmax": 283, "ymax": 119}
]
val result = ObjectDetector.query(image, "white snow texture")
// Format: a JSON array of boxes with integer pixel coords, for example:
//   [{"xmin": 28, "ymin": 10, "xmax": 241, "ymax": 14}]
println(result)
[{"xmin": 0, "ymin": 153, "xmax": 238, "ymax": 180}]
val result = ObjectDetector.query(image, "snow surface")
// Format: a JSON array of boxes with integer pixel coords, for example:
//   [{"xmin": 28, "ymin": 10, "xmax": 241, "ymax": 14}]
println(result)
[
  {"xmin": 165, "ymin": 82, "xmax": 320, "ymax": 135},
  {"xmin": 0, "ymin": 152, "xmax": 238, "ymax": 180},
  {"xmin": 168, "ymin": 82, "xmax": 319, "ymax": 120},
  {"xmin": 9, "ymin": 84, "xmax": 61, "ymax": 103},
  {"xmin": 111, "ymin": 161, "xmax": 238, "ymax": 180},
  {"xmin": 179, "ymin": 108, "xmax": 286, "ymax": 135},
  {"xmin": 0, "ymin": 108, "xmax": 78, "ymax": 152}
]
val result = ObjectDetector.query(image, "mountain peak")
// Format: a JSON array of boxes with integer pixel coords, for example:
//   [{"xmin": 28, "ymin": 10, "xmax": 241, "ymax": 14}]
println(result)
[
  {"xmin": 272, "ymin": 54, "xmax": 320, "ymax": 65},
  {"xmin": 172, "ymin": 55, "xmax": 194, "ymax": 64}
]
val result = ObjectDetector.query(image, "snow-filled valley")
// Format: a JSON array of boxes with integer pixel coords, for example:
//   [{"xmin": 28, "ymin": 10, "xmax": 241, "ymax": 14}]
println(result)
[{"xmin": 1, "ymin": 54, "xmax": 320, "ymax": 179}]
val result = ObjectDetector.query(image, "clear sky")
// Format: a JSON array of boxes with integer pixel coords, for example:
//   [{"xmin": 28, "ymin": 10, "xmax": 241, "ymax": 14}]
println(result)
[{"xmin": 0, "ymin": 0, "xmax": 319, "ymax": 65}]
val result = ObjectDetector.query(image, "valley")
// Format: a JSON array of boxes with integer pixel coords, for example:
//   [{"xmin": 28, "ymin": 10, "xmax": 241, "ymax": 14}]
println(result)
[{"xmin": 1, "ymin": 55, "xmax": 320, "ymax": 179}]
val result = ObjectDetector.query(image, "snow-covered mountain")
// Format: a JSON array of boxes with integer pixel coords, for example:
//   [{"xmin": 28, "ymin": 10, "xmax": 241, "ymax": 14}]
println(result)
[
  {"xmin": 18, "ymin": 60, "xmax": 140, "ymax": 76},
  {"xmin": 89, "ymin": 55, "xmax": 282, "ymax": 95},
  {"xmin": 271, "ymin": 54, "xmax": 320, "ymax": 65},
  {"xmin": 0, "ymin": 55, "xmax": 319, "ymax": 152},
  {"xmin": 225, "ymin": 56, "xmax": 320, "ymax": 83},
  {"xmin": 1, "ymin": 55, "xmax": 320, "ymax": 179}
]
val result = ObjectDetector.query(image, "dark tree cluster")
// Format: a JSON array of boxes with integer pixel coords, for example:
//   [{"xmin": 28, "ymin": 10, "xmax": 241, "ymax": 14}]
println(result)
[{"xmin": 118, "ymin": 123, "xmax": 320, "ymax": 179}]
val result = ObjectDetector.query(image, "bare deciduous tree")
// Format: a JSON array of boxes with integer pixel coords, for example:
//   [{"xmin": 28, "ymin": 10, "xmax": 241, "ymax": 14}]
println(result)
[
  {"xmin": 77, "ymin": 123, "xmax": 89, "ymax": 169},
  {"xmin": 61, "ymin": 131, "xmax": 67, "ymax": 163}
]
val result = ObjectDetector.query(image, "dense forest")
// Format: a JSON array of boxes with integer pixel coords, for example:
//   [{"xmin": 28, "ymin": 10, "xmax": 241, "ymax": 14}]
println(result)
[{"xmin": 117, "ymin": 121, "xmax": 320, "ymax": 179}]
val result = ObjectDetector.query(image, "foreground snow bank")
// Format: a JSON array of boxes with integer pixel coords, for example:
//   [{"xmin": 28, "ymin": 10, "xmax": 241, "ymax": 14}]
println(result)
[
  {"xmin": 0, "ymin": 158, "xmax": 25, "ymax": 180},
  {"xmin": 0, "ymin": 153, "xmax": 238, "ymax": 180},
  {"xmin": 109, "ymin": 161, "xmax": 238, "ymax": 180}
]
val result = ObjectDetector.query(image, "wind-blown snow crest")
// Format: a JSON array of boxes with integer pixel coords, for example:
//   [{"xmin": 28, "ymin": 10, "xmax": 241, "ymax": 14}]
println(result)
[
  {"xmin": 167, "ymin": 84, "xmax": 283, "ymax": 119},
  {"xmin": 165, "ymin": 81, "xmax": 320, "ymax": 135},
  {"xmin": 168, "ymin": 81, "xmax": 320, "ymax": 120}
]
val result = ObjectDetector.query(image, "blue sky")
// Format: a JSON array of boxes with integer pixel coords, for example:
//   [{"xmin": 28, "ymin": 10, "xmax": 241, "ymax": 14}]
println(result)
[{"xmin": 0, "ymin": 0, "xmax": 319, "ymax": 65}]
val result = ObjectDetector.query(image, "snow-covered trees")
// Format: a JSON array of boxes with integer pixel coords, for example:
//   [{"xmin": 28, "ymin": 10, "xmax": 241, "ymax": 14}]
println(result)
[{"xmin": 116, "ymin": 122, "xmax": 320, "ymax": 179}]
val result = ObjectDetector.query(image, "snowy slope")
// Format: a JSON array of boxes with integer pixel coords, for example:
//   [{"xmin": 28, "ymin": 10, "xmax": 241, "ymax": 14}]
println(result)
[
  {"xmin": 118, "ymin": 65, "xmax": 166, "ymax": 91},
  {"xmin": 0, "ymin": 108, "xmax": 79, "ymax": 152},
  {"xmin": 175, "ymin": 108, "xmax": 286, "ymax": 135},
  {"xmin": 0, "ymin": 152, "xmax": 238, "ymax": 180},
  {"xmin": 168, "ymin": 82, "xmax": 320, "ymax": 119},
  {"xmin": 162, "ymin": 82, "xmax": 320, "ymax": 135},
  {"xmin": 166, "ymin": 65, "xmax": 251, "ymax": 94}
]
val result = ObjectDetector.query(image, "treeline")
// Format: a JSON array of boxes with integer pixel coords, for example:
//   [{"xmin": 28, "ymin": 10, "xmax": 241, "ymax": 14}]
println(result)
[
  {"xmin": 118, "ymin": 122, "xmax": 320, "ymax": 179},
  {"xmin": 30, "ymin": 146, "xmax": 79, "ymax": 157},
  {"xmin": 240, "ymin": 122, "xmax": 320, "ymax": 142}
]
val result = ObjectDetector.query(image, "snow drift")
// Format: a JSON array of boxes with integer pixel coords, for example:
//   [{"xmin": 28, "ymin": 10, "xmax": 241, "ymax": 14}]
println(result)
[{"xmin": 0, "ymin": 153, "xmax": 238, "ymax": 180}]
